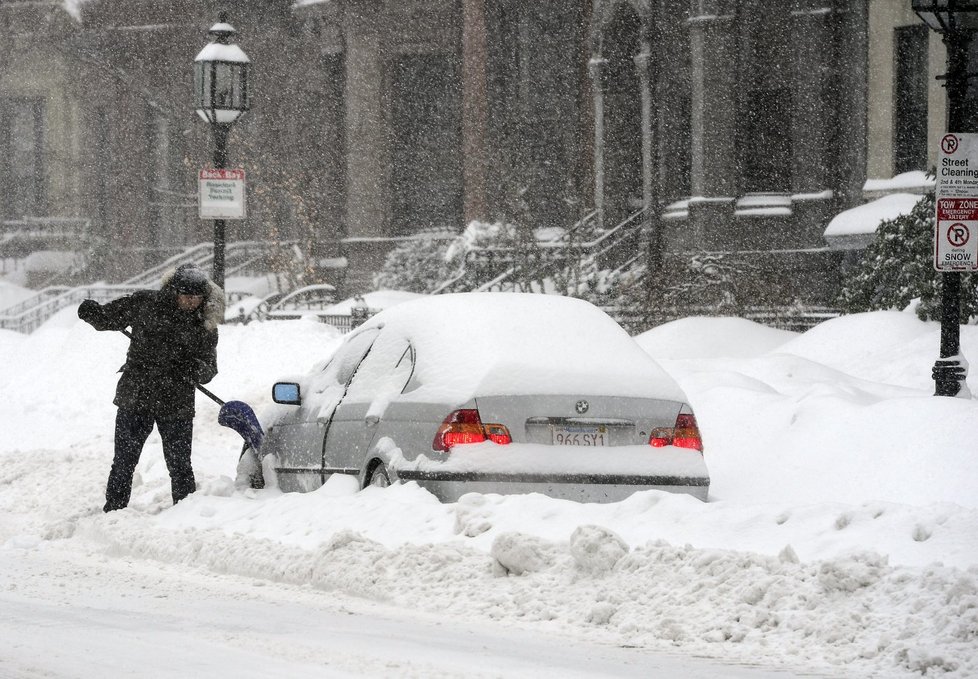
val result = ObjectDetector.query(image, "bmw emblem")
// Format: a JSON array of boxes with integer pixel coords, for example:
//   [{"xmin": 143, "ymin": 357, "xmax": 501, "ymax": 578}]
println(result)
[{"xmin": 575, "ymin": 400, "xmax": 589, "ymax": 414}]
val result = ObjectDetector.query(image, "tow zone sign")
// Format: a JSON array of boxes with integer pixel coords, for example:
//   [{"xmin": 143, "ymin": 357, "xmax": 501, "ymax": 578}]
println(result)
[{"xmin": 935, "ymin": 133, "xmax": 978, "ymax": 271}]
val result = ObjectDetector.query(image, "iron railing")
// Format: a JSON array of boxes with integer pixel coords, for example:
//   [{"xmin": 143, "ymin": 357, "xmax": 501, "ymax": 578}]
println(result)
[
  {"xmin": 433, "ymin": 208, "xmax": 630, "ymax": 294},
  {"xmin": 1, "ymin": 240, "xmax": 302, "ymax": 333},
  {"xmin": 0, "ymin": 285, "xmax": 147, "ymax": 333},
  {"xmin": 1, "ymin": 217, "xmax": 91, "ymax": 245}
]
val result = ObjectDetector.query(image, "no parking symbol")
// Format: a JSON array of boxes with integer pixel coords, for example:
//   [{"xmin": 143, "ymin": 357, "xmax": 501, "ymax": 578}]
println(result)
[{"xmin": 947, "ymin": 223, "xmax": 970, "ymax": 248}]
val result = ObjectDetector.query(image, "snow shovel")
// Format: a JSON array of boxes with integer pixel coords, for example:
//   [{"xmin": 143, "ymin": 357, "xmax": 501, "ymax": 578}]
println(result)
[{"xmin": 119, "ymin": 329, "xmax": 264, "ymax": 450}]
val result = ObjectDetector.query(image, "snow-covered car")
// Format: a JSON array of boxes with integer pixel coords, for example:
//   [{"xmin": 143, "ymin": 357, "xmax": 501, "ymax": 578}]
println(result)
[{"xmin": 257, "ymin": 293, "xmax": 710, "ymax": 502}]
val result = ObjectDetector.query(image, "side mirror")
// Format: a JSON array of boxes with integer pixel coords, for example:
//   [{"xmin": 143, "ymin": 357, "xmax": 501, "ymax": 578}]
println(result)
[{"xmin": 272, "ymin": 382, "xmax": 301, "ymax": 405}]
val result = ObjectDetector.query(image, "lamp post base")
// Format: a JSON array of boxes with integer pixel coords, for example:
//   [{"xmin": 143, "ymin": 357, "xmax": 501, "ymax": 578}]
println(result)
[{"xmin": 932, "ymin": 358, "xmax": 971, "ymax": 398}]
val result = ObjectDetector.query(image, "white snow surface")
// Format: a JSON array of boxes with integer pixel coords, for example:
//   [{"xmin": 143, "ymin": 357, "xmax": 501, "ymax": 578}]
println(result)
[
  {"xmin": 357, "ymin": 293, "xmax": 687, "ymax": 402},
  {"xmin": 824, "ymin": 193, "xmax": 922, "ymax": 237},
  {"xmin": 0, "ymin": 279, "xmax": 34, "ymax": 309},
  {"xmin": 862, "ymin": 171, "xmax": 934, "ymax": 194},
  {"xmin": 323, "ymin": 289, "xmax": 424, "ymax": 315},
  {"xmin": 195, "ymin": 43, "xmax": 250, "ymax": 63},
  {"xmin": 2, "ymin": 307, "xmax": 978, "ymax": 678},
  {"xmin": 62, "ymin": 0, "xmax": 90, "ymax": 21}
]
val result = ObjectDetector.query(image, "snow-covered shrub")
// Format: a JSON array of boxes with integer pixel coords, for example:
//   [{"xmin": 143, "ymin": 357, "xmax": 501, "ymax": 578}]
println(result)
[
  {"xmin": 445, "ymin": 220, "xmax": 549, "ymax": 292},
  {"xmin": 371, "ymin": 234, "xmax": 457, "ymax": 294},
  {"xmin": 663, "ymin": 254, "xmax": 747, "ymax": 315},
  {"xmin": 444, "ymin": 220, "xmax": 519, "ymax": 265},
  {"xmin": 838, "ymin": 191, "xmax": 978, "ymax": 322}
]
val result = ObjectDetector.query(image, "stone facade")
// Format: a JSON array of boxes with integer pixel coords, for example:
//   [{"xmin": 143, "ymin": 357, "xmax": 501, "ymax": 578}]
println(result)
[{"xmin": 0, "ymin": 0, "xmax": 954, "ymax": 306}]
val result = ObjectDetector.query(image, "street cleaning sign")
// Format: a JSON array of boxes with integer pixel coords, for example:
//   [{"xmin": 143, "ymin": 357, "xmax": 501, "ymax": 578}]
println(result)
[
  {"xmin": 199, "ymin": 168, "xmax": 247, "ymax": 219},
  {"xmin": 935, "ymin": 133, "xmax": 978, "ymax": 271}
]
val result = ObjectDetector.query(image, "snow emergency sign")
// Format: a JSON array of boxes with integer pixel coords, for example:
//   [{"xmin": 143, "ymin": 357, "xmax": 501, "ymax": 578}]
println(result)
[
  {"xmin": 199, "ymin": 168, "xmax": 247, "ymax": 220},
  {"xmin": 935, "ymin": 133, "xmax": 978, "ymax": 271}
]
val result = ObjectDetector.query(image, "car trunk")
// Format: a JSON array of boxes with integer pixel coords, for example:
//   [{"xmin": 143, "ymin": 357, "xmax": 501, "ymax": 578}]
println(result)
[{"xmin": 473, "ymin": 394, "xmax": 684, "ymax": 447}]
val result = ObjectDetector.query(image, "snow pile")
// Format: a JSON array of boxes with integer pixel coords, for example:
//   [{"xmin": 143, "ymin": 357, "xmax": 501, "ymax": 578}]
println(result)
[
  {"xmin": 62, "ymin": 0, "xmax": 91, "ymax": 22},
  {"xmin": 863, "ymin": 171, "xmax": 934, "ymax": 195},
  {"xmin": 824, "ymin": 193, "xmax": 922, "ymax": 238},
  {"xmin": 323, "ymin": 289, "xmax": 423, "ymax": 315},
  {"xmin": 0, "ymin": 279, "xmax": 35, "ymax": 310},
  {"xmin": 635, "ymin": 315, "xmax": 797, "ymax": 359},
  {"xmin": 1, "ymin": 308, "xmax": 977, "ymax": 678}
]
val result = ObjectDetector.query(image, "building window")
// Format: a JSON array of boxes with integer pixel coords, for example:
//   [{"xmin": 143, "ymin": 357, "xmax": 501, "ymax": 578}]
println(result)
[
  {"xmin": 2, "ymin": 99, "xmax": 45, "ymax": 217},
  {"xmin": 894, "ymin": 25, "xmax": 928, "ymax": 174}
]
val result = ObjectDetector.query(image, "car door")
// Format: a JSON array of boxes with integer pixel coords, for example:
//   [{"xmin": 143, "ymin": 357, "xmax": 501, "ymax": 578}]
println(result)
[
  {"xmin": 322, "ymin": 333, "xmax": 415, "ymax": 475},
  {"xmin": 272, "ymin": 328, "xmax": 380, "ymax": 484}
]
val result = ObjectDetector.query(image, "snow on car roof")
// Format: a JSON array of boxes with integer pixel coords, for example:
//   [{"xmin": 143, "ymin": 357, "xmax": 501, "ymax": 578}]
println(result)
[{"xmin": 362, "ymin": 293, "xmax": 688, "ymax": 403}]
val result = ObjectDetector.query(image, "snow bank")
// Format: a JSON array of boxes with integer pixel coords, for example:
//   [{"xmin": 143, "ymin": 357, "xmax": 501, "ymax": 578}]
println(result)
[
  {"xmin": 2, "ymin": 307, "xmax": 978, "ymax": 678},
  {"xmin": 636, "ymin": 316, "xmax": 797, "ymax": 359},
  {"xmin": 824, "ymin": 193, "xmax": 921, "ymax": 238},
  {"xmin": 323, "ymin": 289, "xmax": 423, "ymax": 315},
  {"xmin": 0, "ymin": 279, "xmax": 35, "ymax": 310}
]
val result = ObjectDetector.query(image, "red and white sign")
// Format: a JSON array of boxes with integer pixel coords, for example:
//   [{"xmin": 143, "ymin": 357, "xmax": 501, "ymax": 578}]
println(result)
[
  {"xmin": 935, "ymin": 133, "xmax": 978, "ymax": 271},
  {"xmin": 199, "ymin": 168, "xmax": 247, "ymax": 220},
  {"xmin": 935, "ymin": 199, "xmax": 978, "ymax": 270}
]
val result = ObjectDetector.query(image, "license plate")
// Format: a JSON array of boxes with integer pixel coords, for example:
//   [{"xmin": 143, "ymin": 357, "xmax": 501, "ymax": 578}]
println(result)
[{"xmin": 551, "ymin": 424, "xmax": 608, "ymax": 446}]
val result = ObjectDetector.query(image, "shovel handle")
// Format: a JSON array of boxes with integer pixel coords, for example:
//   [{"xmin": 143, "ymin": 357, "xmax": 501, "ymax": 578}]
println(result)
[
  {"xmin": 193, "ymin": 383, "xmax": 225, "ymax": 407},
  {"xmin": 119, "ymin": 329, "xmax": 225, "ymax": 406}
]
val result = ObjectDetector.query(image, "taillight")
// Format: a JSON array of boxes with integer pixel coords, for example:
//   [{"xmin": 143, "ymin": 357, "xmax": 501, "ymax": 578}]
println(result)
[
  {"xmin": 433, "ymin": 409, "xmax": 512, "ymax": 451},
  {"xmin": 672, "ymin": 413, "xmax": 703, "ymax": 451},
  {"xmin": 483, "ymin": 424, "xmax": 512, "ymax": 445},
  {"xmin": 648, "ymin": 412, "xmax": 703, "ymax": 452}
]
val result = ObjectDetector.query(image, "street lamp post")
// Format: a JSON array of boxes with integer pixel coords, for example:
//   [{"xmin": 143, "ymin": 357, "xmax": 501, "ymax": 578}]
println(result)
[
  {"xmin": 912, "ymin": 0, "xmax": 978, "ymax": 397},
  {"xmin": 194, "ymin": 13, "xmax": 250, "ymax": 291}
]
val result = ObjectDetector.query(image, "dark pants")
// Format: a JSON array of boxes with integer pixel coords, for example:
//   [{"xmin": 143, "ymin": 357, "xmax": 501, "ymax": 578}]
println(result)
[{"xmin": 104, "ymin": 409, "xmax": 196, "ymax": 512}]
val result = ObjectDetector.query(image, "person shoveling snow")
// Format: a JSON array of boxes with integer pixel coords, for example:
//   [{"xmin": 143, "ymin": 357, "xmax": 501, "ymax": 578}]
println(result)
[{"xmin": 77, "ymin": 264, "xmax": 262, "ymax": 512}]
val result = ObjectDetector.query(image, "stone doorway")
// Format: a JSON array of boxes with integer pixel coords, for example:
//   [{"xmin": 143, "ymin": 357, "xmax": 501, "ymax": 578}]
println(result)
[{"xmin": 390, "ymin": 53, "xmax": 463, "ymax": 234}]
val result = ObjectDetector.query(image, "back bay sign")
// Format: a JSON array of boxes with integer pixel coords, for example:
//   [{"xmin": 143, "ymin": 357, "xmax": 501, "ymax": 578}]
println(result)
[
  {"xmin": 199, "ymin": 168, "xmax": 247, "ymax": 220},
  {"xmin": 935, "ymin": 133, "xmax": 978, "ymax": 272}
]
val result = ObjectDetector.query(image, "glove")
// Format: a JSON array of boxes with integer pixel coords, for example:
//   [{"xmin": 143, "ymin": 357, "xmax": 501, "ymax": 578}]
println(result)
[
  {"xmin": 193, "ymin": 358, "xmax": 218, "ymax": 385},
  {"xmin": 78, "ymin": 299, "xmax": 101, "ymax": 323}
]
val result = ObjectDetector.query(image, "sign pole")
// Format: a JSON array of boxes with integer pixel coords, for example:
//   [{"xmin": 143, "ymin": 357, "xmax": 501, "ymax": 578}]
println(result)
[{"xmin": 933, "ymin": 28, "xmax": 974, "ymax": 397}]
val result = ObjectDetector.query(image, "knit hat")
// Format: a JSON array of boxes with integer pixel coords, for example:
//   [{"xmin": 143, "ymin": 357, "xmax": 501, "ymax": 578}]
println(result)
[{"xmin": 170, "ymin": 264, "xmax": 208, "ymax": 296}]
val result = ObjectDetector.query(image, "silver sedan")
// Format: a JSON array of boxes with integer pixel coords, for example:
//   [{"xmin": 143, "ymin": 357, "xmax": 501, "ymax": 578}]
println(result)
[{"xmin": 255, "ymin": 293, "xmax": 710, "ymax": 502}]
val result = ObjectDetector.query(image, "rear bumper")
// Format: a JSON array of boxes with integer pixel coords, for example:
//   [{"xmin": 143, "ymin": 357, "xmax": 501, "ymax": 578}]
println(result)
[{"xmin": 396, "ymin": 470, "xmax": 709, "ymax": 503}]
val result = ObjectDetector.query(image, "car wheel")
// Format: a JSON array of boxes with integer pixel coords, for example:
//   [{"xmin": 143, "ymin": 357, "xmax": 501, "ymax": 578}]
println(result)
[{"xmin": 368, "ymin": 462, "xmax": 391, "ymax": 489}]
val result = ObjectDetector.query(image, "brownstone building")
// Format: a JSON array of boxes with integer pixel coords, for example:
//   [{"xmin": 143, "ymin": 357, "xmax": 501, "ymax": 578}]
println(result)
[{"xmin": 0, "ymin": 1, "xmax": 951, "ymax": 307}]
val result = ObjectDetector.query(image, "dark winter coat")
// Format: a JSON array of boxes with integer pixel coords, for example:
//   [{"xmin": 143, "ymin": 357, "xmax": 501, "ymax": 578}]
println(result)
[{"xmin": 79, "ymin": 271, "xmax": 222, "ymax": 420}]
